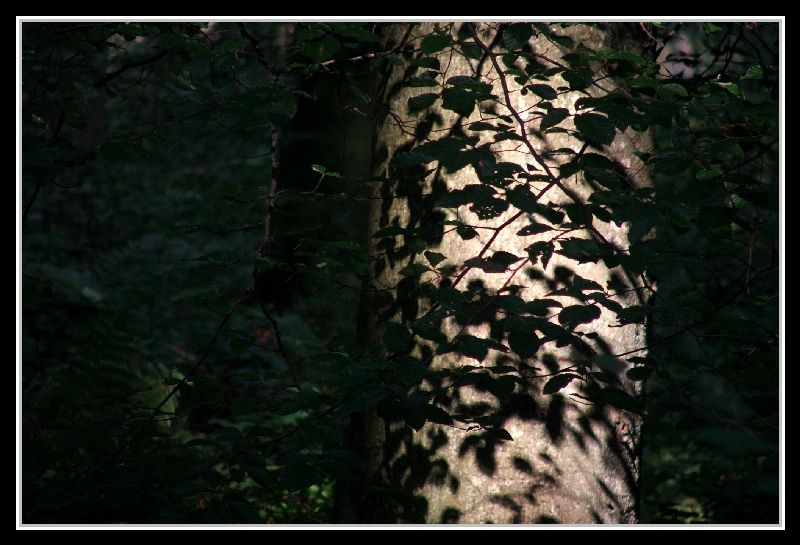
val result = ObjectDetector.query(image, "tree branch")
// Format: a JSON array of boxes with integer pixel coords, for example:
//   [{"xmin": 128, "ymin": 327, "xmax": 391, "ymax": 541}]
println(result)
[{"xmin": 94, "ymin": 49, "xmax": 171, "ymax": 89}]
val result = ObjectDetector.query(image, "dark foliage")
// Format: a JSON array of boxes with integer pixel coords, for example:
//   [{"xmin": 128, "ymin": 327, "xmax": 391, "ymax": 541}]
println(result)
[{"xmin": 20, "ymin": 21, "xmax": 779, "ymax": 524}]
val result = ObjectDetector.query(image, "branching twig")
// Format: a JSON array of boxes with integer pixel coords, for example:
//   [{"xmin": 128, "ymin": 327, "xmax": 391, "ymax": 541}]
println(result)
[
  {"xmin": 94, "ymin": 49, "xmax": 171, "ymax": 89},
  {"xmin": 151, "ymin": 296, "xmax": 245, "ymax": 415},
  {"xmin": 611, "ymin": 264, "xmax": 776, "ymax": 359}
]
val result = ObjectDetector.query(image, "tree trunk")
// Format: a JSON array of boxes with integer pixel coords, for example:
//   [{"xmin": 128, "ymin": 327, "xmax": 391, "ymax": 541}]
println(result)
[{"xmin": 347, "ymin": 22, "xmax": 652, "ymax": 524}]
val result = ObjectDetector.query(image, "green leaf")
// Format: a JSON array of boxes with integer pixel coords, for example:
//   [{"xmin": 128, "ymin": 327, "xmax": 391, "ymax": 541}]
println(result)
[
  {"xmin": 558, "ymin": 304, "xmax": 601, "ymax": 328},
  {"xmin": 460, "ymin": 42, "xmax": 483, "ymax": 60},
  {"xmin": 373, "ymin": 225, "xmax": 408, "ymax": 238},
  {"xmin": 626, "ymin": 366, "xmax": 654, "ymax": 381},
  {"xmin": 524, "ymin": 298, "xmax": 563, "ymax": 315},
  {"xmin": 503, "ymin": 23, "xmax": 533, "ymax": 51},
  {"xmin": 469, "ymin": 121, "xmax": 499, "ymax": 131},
  {"xmin": 487, "ymin": 375, "xmax": 518, "ymax": 400},
  {"xmin": 543, "ymin": 373, "xmax": 580, "ymax": 394},
  {"xmin": 562, "ymin": 203, "xmax": 592, "ymax": 225},
  {"xmin": 557, "ymin": 237, "xmax": 604, "ymax": 264},
  {"xmin": 714, "ymin": 81, "xmax": 743, "ymax": 98},
  {"xmin": 656, "ymin": 151, "xmax": 692, "ymax": 175},
  {"xmin": 491, "ymin": 428, "xmax": 514, "ymax": 441},
  {"xmin": 629, "ymin": 77, "xmax": 660, "ymax": 90},
  {"xmin": 506, "ymin": 185, "xmax": 539, "ymax": 213},
  {"xmin": 244, "ymin": 465, "xmax": 273, "ymax": 488},
  {"xmin": 442, "ymin": 87, "xmax": 475, "ymax": 117},
  {"xmin": 562, "ymin": 69, "xmax": 593, "ymax": 91},
  {"xmin": 394, "ymin": 356, "xmax": 428, "ymax": 386},
  {"xmin": 411, "ymin": 312, "xmax": 447, "ymax": 343},
  {"xmin": 469, "ymin": 198, "xmax": 509, "ymax": 219},
  {"xmin": 540, "ymin": 108, "xmax": 570, "ymax": 131},
  {"xmin": 526, "ymin": 241, "xmax": 554, "ymax": 269},
  {"xmin": 424, "ymin": 404, "xmax": 454, "ymax": 426},
  {"xmin": 453, "ymin": 335, "xmax": 487, "ymax": 362},
  {"xmin": 436, "ymin": 184, "xmax": 495, "ymax": 208},
  {"xmin": 742, "ymin": 65, "xmax": 764, "ymax": 80},
  {"xmin": 598, "ymin": 387, "xmax": 642, "ymax": 414},
  {"xmin": 421, "ymin": 33, "xmax": 453, "ymax": 54},
  {"xmin": 696, "ymin": 165, "xmax": 724, "ymax": 180},
  {"xmin": 406, "ymin": 73, "xmax": 439, "ymax": 87},
  {"xmin": 411, "ymin": 56, "xmax": 441, "ymax": 70},
  {"xmin": 508, "ymin": 331, "xmax": 541, "ymax": 359},
  {"xmin": 658, "ymin": 82, "xmax": 689, "ymax": 100},
  {"xmin": 424, "ymin": 251, "xmax": 446, "ymax": 267},
  {"xmin": 550, "ymin": 34, "xmax": 575, "ymax": 49},
  {"xmin": 454, "ymin": 224, "xmax": 477, "ymax": 240},
  {"xmin": 402, "ymin": 403, "xmax": 427, "ymax": 431},
  {"xmin": 516, "ymin": 222, "xmax": 552, "ymax": 236},
  {"xmin": 446, "ymin": 76, "xmax": 493, "ymax": 95},
  {"xmin": 464, "ymin": 251, "xmax": 523, "ymax": 273},
  {"xmin": 384, "ymin": 322, "xmax": 412, "ymax": 353},
  {"xmin": 574, "ymin": 113, "xmax": 616, "ymax": 146},
  {"xmin": 605, "ymin": 50, "xmax": 648, "ymax": 65},
  {"xmin": 301, "ymin": 35, "xmax": 340, "ymax": 63},
  {"xmin": 408, "ymin": 92, "xmax": 439, "ymax": 113},
  {"xmin": 399, "ymin": 263, "xmax": 430, "ymax": 278},
  {"xmin": 594, "ymin": 354, "xmax": 625, "ymax": 375},
  {"xmin": 391, "ymin": 149, "xmax": 434, "ymax": 168},
  {"xmin": 527, "ymin": 84, "xmax": 558, "ymax": 100}
]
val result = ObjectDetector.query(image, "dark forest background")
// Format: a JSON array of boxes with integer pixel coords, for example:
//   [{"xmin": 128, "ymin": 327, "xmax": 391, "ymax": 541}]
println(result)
[{"xmin": 20, "ymin": 21, "xmax": 780, "ymax": 524}]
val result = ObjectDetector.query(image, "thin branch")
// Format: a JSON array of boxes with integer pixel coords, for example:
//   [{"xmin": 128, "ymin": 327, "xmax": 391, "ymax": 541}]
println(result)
[
  {"xmin": 23, "ymin": 109, "xmax": 65, "ymax": 225},
  {"xmin": 651, "ymin": 22, "xmax": 683, "ymax": 63},
  {"xmin": 611, "ymin": 264, "xmax": 776, "ymax": 359},
  {"xmin": 151, "ymin": 297, "xmax": 245, "ymax": 415},
  {"xmin": 468, "ymin": 25, "xmax": 617, "ymax": 254},
  {"xmin": 237, "ymin": 23, "xmax": 272, "ymax": 73},
  {"xmin": 94, "ymin": 49, "xmax": 171, "ymax": 88}
]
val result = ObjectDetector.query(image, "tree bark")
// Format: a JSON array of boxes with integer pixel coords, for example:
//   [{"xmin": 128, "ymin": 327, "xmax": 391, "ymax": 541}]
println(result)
[{"xmin": 347, "ymin": 22, "xmax": 652, "ymax": 524}]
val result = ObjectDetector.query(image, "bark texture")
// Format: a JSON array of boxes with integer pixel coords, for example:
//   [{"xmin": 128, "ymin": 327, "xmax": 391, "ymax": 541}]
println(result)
[{"xmin": 350, "ymin": 22, "xmax": 652, "ymax": 524}]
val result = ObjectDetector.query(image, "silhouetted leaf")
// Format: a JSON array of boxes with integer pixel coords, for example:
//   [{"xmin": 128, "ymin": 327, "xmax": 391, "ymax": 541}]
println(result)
[
  {"xmin": 598, "ymin": 387, "xmax": 642, "ymax": 414},
  {"xmin": 557, "ymin": 238, "xmax": 604, "ymax": 264},
  {"xmin": 425, "ymin": 404, "xmax": 454, "ymax": 426},
  {"xmin": 527, "ymin": 83, "xmax": 558, "ymax": 100},
  {"xmin": 574, "ymin": 113, "xmax": 616, "ymax": 146},
  {"xmin": 508, "ymin": 331, "xmax": 541, "ymax": 359},
  {"xmin": 540, "ymin": 108, "xmax": 570, "ymax": 131},
  {"xmin": 457, "ymin": 224, "xmax": 479, "ymax": 240},
  {"xmin": 391, "ymin": 149, "xmax": 435, "ymax": 168},
  {"xmin": 442, "ymin": 87, "xmax": 475, "ymax": 117},
  {"xmin": 526, "ymin": 241, "xmax": 554, "ymax": 269},
  {"xmin": 558, "ymin": 304, "xmax": 601, "ymax": 328},
  {"xmin": 516, "ymin": 222, "xmax": 552, "ymax": 236},
  {"xmin": 384, "ymin": 322, "xmax": 412, "ymax": 353},
  {"xmin": 487, "ymin": 375, "xmax": 517, "ymax": 400},
  {"xmin": 626, "ymin": 366, "xmax": 654, "ymax": 381},
  {"xmin": 421, "ymin": 33, "xmax": 453, "ymax": 54},
  {"xmin": 659, "ymin": 82, "xmax": 689, "ymax": 100},
  {"xmin": 408, "ymin": 92, "xmax": 439, "ymax": 113},
  {"xmin": 446, "ymin": 76, "xmax": 493, "ymax": 95},
  {"xmin": 503, "ymin": 23, "xmax": 533, "ymax": 51},
  {"xmin": 424, "ymin": 251, "xmax": 446, "ymax": 267},
  {"xmin": 410, "ymin": 56, "xmax": 441, "ymax": 70},
  {"xmin": 399, "ymin": 263, "xmax": 430, "ymax": 278},
  {"xmin": 464, "ymin": 251, "xmax": 522, "ymax": 273},
  {"xmin": 562, "ymin": 69, "xmax": 593, "ymax": 90},
  {"xmin": 506, "ymin": 185, "xmax": 539, "ymax": 212},
  {"xmin": 543, "ymin": 373, "xmax": 580, "ymax": 394}
]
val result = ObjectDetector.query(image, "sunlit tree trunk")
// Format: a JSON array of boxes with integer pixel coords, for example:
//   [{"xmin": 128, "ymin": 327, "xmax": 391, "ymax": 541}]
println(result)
[{"xmin": 344, "ymin": 22, "xmax": 653, "ymax": 524}]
